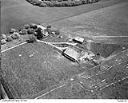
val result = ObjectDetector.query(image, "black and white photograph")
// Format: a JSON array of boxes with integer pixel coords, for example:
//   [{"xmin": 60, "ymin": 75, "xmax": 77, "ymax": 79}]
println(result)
[{"xmin": 1, "ymin": 0, "xmax": 128, "ymax": 102}]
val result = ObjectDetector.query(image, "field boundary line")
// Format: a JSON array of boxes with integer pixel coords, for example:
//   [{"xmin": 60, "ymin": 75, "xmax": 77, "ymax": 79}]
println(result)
[
  {"xmin": 92, "ymin": 36, "xmax": 128, "ymax": 38},
  {"xmin": 99, "ymin": 76, "xmax": 128, "ymax": 91},
  {"xmin": 1, "ymin": 42, "xmax": 27, "ymax": 53},
  {"xmin": 35, "ymin": 84, "xmax": 66, "ymax": 99}
]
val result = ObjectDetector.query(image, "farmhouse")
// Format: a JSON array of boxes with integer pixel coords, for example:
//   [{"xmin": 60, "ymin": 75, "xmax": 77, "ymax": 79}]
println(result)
[
  {"xmin": 37, "ymin": 25, "xmax": 50, "ymax": 37},
  {"xmin": 62, "ymin": 48, "xmax": 80, "ymax": 62}
]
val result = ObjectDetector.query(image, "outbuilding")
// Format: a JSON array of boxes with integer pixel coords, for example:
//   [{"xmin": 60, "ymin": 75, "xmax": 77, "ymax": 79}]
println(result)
[{"xmin": 72, "ymin": 36, "xmax": 84, "ymax": 44}]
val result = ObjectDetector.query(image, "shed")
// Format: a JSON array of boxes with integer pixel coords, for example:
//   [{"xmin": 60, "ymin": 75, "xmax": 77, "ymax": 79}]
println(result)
[
  {"xmin": 73, "ymin": 36, "xmax": 84, "ymax": 44},
  {"xmin": 37, "ymin": 25, "xmax": 46, "ymax": 30}
]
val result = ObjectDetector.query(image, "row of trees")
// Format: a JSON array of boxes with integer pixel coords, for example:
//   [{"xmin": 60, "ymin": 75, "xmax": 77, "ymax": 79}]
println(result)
[{"xmin": 26, "ymin": 0, "xmax": 100, "ymax": 7}]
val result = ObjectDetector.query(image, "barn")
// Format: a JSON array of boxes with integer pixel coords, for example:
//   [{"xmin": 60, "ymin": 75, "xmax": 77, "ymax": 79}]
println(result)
[{"xmin": 62, "ymin": 48, "xmax": 80, "ymax": 62}]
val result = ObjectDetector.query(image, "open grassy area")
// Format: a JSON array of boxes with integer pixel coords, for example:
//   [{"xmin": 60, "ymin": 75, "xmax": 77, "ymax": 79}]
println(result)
[{"xmin": 1, "ymin": 42, "xmax": 94, "ymax": 99}]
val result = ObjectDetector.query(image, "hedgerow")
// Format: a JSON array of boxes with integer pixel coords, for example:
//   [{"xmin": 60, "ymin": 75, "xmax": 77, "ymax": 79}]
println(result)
[{"xmin": 26, "ymin": 0, "xmax": 100, "ymax": 7}]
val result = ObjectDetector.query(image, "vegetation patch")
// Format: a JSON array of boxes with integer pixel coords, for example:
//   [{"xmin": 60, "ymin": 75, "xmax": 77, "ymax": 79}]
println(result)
[{"xmin": 26, "ymin": 0, "xmax": 100, "ymax": 7}]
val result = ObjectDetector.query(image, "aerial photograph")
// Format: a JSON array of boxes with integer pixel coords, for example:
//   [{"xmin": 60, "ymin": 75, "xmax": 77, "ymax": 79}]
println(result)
[{"xmin": 1, "ymin": 0, "xmax": 128, "ymax": 100}]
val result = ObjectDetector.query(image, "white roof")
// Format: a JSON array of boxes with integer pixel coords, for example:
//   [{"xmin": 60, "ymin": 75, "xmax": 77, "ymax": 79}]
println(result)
[
  {"xmin": 37, "ymin": 25, "xmax": 46, "ymax": 30},
  {"xmin": 64, "ymin": 48, "xmax": 80, "ymax": 60},
  {"xmin": 74, "ymin": 36, "xmax": 84, "ymax": 42}
]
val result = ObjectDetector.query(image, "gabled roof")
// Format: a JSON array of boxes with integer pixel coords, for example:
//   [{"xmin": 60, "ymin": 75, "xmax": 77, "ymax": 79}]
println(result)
[
  {"xmin": 73, "ymin": 36, "xmax": 84, "ymax": 43},
  {"xmin": 63, "ymin": 48, "xmax": 80, "ymax": 61}
]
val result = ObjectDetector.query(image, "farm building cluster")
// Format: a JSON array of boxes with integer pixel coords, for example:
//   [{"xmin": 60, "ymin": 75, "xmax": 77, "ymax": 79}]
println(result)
[
  {"xmin": 1, "ymin": 23, "xmax": 105, "ymax": 67},
  {"xmin": 61, "ymin": 39, "xmax": 104, "ymax": 65}
]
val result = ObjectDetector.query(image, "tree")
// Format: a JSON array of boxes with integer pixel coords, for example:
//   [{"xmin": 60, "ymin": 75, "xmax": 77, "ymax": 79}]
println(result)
[
  {"xmin": 36, "ymin": 28, "xmax": 44, "ymax": 40},
  {"xmin": 6, "ymin": 36, "xmax": 13, "ymax": 42},
  {"xmin": 26, "ymin": 34, "xmax": 37, "ymax": 43},
  {"xmin": 10, "ymin": 28, "xmax": 17, "ymax": 34},
  {"xmin": 11, "ymin": 32, "xmax": 20, "ymax": 39},
  {"xmin": 24, "ymin": 24, "xmax": 30, "ymax": 29},
  {"xmin": 19, "ymin": 29, "xmax": 28, "ymax": 35},
  {"xmin": 27, "ymin": 28, "xmax": 35, "ymax": 34},
  {"xmin": 54, "ymin": 30, "xmax": 60, "ymax": 35},
  {"xmin": 1, "ymin": 34, "xmax": 7, "ymax": 40},
  {"xmin": 1, "ymin": 39, "xmax": 6, "ymax": 45},
  {"xmin": 30, "ymin": 23, "xmax": 37, "ymax": 29}
]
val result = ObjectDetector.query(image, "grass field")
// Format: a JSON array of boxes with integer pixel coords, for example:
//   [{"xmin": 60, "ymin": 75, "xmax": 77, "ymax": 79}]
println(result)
[
  {"xmin": 1, "ymin": 0, "xmax": 126, "ymax": 34},
  {"xmin": 1, "ymin": 42, "xmax": 94, "ymax": 98}
]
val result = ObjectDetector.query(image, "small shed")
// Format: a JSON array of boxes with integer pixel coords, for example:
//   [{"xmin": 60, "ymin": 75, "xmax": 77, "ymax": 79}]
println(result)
[
  {"xmin": 62, "ymin": 48, "xmax": 80, "ymax": 62},
  {"xmin": 73, "ymin": 36, "xmax": 84, "ymax": 44},
  {"xmin": 37, "ymin": 25, "xmax": 46, "ymax": 30}
]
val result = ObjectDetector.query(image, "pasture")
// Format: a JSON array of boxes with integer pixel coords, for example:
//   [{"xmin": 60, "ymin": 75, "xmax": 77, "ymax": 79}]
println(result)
[{"xmin": 1, "ymin": 42, "xmax": 93, "ymax": 98}]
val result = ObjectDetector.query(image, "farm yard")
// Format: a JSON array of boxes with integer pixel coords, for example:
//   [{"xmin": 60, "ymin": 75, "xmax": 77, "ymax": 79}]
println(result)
[{"xmin": 1, "ymin": 0, "xmax": 128, "ymax": 99}]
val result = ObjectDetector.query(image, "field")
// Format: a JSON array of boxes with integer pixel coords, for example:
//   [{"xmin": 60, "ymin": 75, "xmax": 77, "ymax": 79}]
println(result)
[
  {"xmin": 1, "ymin": 0, "xmax": 126, "ymax": 34},
  {"xmin": 1, "ymin": 42, "xmax": 94, "ymax": 99}
]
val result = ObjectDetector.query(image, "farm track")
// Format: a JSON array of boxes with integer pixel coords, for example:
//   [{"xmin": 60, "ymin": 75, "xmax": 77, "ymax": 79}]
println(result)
[
  {"xmin": 1, "ymin": 39, "xmax": 77, "ymax": 53},
  {"xmin": 1, "ymin": 42, "xmax": 27, "ymax": 53},
  {"xmin": 2, "ymin": 35, "xmax": 128, "ymax": 53}
]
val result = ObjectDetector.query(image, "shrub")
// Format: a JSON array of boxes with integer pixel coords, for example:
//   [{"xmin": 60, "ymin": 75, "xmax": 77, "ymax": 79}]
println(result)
[
  {"xmin": 30, "ymin": 23, "xmax": 38, "ymax": 29},
  {"xmin": 1, "ymin": 39, "xmax": 6, "ymax": 45},
  {"xmin": 6, "ymin": 36, "xmax": 13, "ymax": 42},
  {"xmin": 11, "ymin": 32, "xmax": 20, "ymax": 39},
  {"xmin": 27, "ymin": 28, "xmax": 35, "ymax": 34},
  {"xmin": 54, "ymin": 2, "xmax": 61, "ymax": 7},
  {"xmin": 26, "ymin": 0, "xmax": 100, "ymax": 7},
  {"xmin": 39, "ymin": 2, "xmax": 47, "ymax": 7},
  {"xmin": 51, "ymin": 29, "xmax": 60, "ymax": 35},
  {"xmin": 26, "ymin": 35, "xmax": 37, "ymax": 43},
  {"xmin": 44, "ymin": 1, "xmax": 55, "ymax": 7},
  {"xmin": 34, "ymin": 1, "xmax": 42, "ymax": 6},
  {"xmin": 81, "ymin": 0, "xmax": 88, "ymax": 4},
  {"xmin": 55, "ymin": 30, "xmax": 60, "ymax": 35},
  {"xmin": 24, "ymin": 24, "xmax": 30, "ymax": 29},
  {"xmin": 1, "ymin": 34, "xmax": 7, "ymax": 40},
  {"xmin": 19, "ymin": 29, "xmax": 28, "ymax": 35},
  {"xmin": 9, "ymin": 28, "xmax": 17, "ymax": 34}
]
